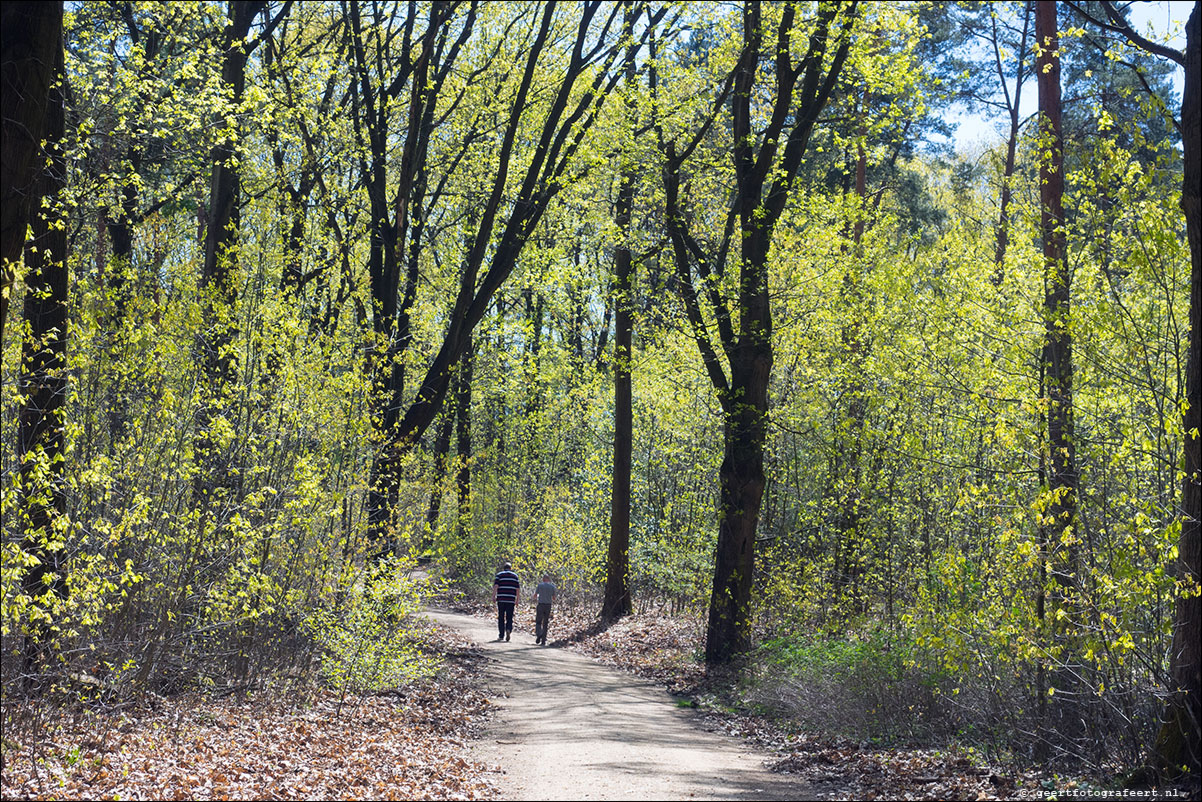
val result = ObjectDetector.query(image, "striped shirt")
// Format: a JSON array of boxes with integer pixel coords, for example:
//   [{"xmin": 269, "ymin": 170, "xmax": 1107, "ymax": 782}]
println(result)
[{"xmin": 493, "ymin": 569, "xmax": 520, "ymax": 604}]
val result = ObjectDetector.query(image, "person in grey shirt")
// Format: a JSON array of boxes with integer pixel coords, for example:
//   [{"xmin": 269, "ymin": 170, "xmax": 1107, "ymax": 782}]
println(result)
[{"xmin": 534, "ymin": 574, "xmax": 556, "ymax": 645}]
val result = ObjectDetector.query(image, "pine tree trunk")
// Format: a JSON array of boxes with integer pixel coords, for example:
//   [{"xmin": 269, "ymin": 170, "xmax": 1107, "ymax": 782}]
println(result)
[{"xmin": 1035, "ymin": 0, "xmax": 1080, "ymax": 737}]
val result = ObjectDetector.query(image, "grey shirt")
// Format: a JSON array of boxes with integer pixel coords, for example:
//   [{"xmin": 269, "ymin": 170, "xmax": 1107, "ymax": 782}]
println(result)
[{"xmin": 535, "ymin": 581, "xmax": 556, "ymax": 604}]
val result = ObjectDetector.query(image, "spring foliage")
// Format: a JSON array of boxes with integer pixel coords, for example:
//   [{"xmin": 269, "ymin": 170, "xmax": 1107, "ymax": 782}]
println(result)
[{"xmin": 0, "ymin": 0, "xmax": 1194, "ymax": 775}]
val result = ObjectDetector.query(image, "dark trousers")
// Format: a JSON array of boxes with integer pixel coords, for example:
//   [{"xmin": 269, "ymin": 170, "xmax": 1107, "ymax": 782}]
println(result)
[
  {"xmin": 497, "ymin": 602, "xmax": 514, "ymax": 637},
  {"xmin": 535, "ymin": 602, "xmax": 552, "ymax": 643}
]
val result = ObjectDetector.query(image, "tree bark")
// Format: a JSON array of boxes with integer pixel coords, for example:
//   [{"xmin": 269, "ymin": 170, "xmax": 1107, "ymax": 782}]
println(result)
[
  {"xmin": 1036, "ymin": 0, "xmax": 1078, "ymax": 604},
  {"xmin": 384, "ymin": 2, "xmax": 644, "ymax": 483},
  {"xmin": 703, "ymin": 1, "xmax": 857, "ymax": 664},
  {"xmin": 654, "ymin": 0, "xmax": 856, "ymax": 663},
  {"xmin": 425, "ymin": 404, "xmax": 455, "ymax": 537},
  {"xmin": 353, "ymin": 0, "xmax": 465, "ymax": 552},
  {"xmin": 455, "ymin": 337, "xmax": 474, "ymax": 542},
  {"xmin": 1, "ymin": 1, "xmax": 62, "ymax": 347},
  {"xmin": 1153, "ymin": 0, "xmax": 1200, "ymax": 780},
  {"xmin": 193, "ymin": 0, "xmax": 269, "ymax": 506},
  {"xmin": 17, "ymin": 26, "xmax": 67, "ymax": 675},
  {"xmin": 602, "ymin": 0, "xmax": 638, "ymax": 624},
  {"xmin": 1035, "ymin": 0, "xmax": 1080, "ymax": 732}
]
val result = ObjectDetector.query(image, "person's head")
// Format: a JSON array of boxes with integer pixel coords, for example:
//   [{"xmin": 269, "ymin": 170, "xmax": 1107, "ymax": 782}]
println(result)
[
  {"xmin": 542, "ymin": 574, "xmax": 551, "ymax": 582},
  {"xmin": 502, "ymin": 562, "xmax": 511, "ymax": 570}
]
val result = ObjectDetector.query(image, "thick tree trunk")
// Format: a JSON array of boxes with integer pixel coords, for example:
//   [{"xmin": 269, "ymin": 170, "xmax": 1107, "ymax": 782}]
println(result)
[
  {"xmin": 356, "ymin": 1, "xmax": 442, "ymax": 552},
  {"xmin": 17, "ymin": 30, "xmax": 67, "ymax": 675},
  {"xmin": 1153, "ymin": 1, "xmax": 1201, "ymax": 780},
  {"xmin": 602, "ymin": 0, "xmax": 637, "ymax": 624},
  {"xmin": 1036, "ymin": 0, "xmax": 1078, "ymax": 610},
  {"xmin": 1, "ymin": 2, "xmax": 62, "ymax": 347},
  {"xmin": 602, "ymin": 247, "xmax": 634, "ymax": 619},
  {"xmin": 680, "ymin": 0, "xmax": 855, "ymax": 664},
  {"xmin": 707, "ymin": 384, "xmax": 770, "ymax": 661},
  {"xmin": 707, "ymin": 15, "xmax": 777, "ymax": 651}
]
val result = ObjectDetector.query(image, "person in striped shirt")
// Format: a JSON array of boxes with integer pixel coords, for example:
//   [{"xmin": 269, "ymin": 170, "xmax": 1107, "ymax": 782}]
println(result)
[{"xmin": 492, "ymin": 562, "xmax": 520, "ymax": 641}]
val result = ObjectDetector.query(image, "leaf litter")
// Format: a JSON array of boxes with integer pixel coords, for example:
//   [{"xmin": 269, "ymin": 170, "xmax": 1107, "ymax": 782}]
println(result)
[{"xmin": 1, "ymin": 623, "xmax": 498, "ymax": 801}]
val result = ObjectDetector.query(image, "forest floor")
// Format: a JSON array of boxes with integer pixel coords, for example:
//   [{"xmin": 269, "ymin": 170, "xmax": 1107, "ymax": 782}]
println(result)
[
  {"xmin": 0, "ymin": 622, "xmax": 497, "ymax": 800},
  {"xmin": 0, "ymin": 602, "xmax": 1169, "ymax": 801}
]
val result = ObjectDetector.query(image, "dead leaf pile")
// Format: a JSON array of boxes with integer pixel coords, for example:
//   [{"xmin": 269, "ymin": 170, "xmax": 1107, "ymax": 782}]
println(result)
[
  {"xmin": 759, "ymin": 732, "xmax": 1018, "ymax": 801},
  {"xmin": 1, "ymin": 624, "xmax": 498, "ymax": 801},
  {"xmin": 557, "ymin": 609, "xmax": 708, "ymax": 696}
]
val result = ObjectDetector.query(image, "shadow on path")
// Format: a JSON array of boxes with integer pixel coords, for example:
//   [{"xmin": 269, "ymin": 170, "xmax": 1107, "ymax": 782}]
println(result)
[{"xmin": 426, "ymin": 608, "xmax": 820, "ymax": 802}]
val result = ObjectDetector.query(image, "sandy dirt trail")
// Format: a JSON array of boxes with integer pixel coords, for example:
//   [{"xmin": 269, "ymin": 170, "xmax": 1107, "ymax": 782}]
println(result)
[{"xmin": 426, "ymin": 608, "xmax": 819, "ymax": 802}]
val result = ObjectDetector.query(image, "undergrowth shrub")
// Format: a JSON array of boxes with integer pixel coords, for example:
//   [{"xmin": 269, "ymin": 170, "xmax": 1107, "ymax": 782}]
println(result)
[
  {"xmin": 744, "ymin": 630, "xmax": 956, "ymax": 744},
  {"xmin": 304, "ymin": 563, "xmax": 438, "ymax": 693}
]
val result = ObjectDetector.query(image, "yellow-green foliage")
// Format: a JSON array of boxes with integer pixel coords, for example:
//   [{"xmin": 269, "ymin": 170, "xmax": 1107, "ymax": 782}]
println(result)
[
  {"xmin": 304, "ymin": 565, "xmax": 437, "ymax": 693},
  {"xmin": 0, "ymin": 2, "xmax": 1191, "ymax": 771}
]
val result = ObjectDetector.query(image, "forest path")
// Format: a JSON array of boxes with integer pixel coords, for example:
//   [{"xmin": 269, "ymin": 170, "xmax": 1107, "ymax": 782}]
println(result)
[{"xmin": 425, "ymin": 608, "xmax": 819, "ymax": 801}]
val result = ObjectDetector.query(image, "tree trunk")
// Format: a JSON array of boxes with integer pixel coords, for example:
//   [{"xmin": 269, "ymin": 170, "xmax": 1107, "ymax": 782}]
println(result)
[
  {"xmin": 653, "ymin": 0, "xmax": 856, "ymax": 663},
  {"xmin": 104, "ymin": 172, "xmax": 138, "ymax": 447},
  {"xmin": 387, "ymin": 2, "xmax": 635, "ymax": 465},
  {"xmin": 17, "ymin": 28, "xmax": 67, "ymax": 675},
  {"xmin": 832, "ymin": 134, "xmax": 869, "ymax": 604},
  {"xmin": 602, "ymin": 0, "xmax": 637, "ymax": 624},
  {"xmin": 455, "ymin": 337, "xmax": 474, "ymax": 542},
  {"xmin": 425, "ymin": 404, "xmax": 455, "ymax": 537},
  {"xmin": 570, "ymin": 245, "xmax": 585, "ymax": 366},
  {"xmin": 1153, "ymin": 0, "xmax": 1201, "ymax": 780},
  {"xmin": 193, "ymin": 0, "xmax": 267, "ymax": 506},
  {"xmin": 354, "ymin": 0, "xmax": 447, "ymax": 552},
  {"xmin": 1, "ymin": 1, "xmax": 62, "ymax": 347},
  {"xmin": 707, "ymin": 378, "xmax": 770, "ymax": 661},
  {"xmin": 1036, "ymin": 0, "xmax": 1080, "ymax": 731},
  {"xmin": 991, "ymin": 1, "xmax": 1031, "ymax": 285}
]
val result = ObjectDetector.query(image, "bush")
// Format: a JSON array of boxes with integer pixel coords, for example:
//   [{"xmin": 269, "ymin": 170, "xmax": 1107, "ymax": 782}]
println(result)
[
  {"xmin": 303, "ymin": 563, "xmax": 438, "ymax": 694},
  {"xmin": 745, "ymin": 630, "xmax": 954, "ymax": 744}
]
